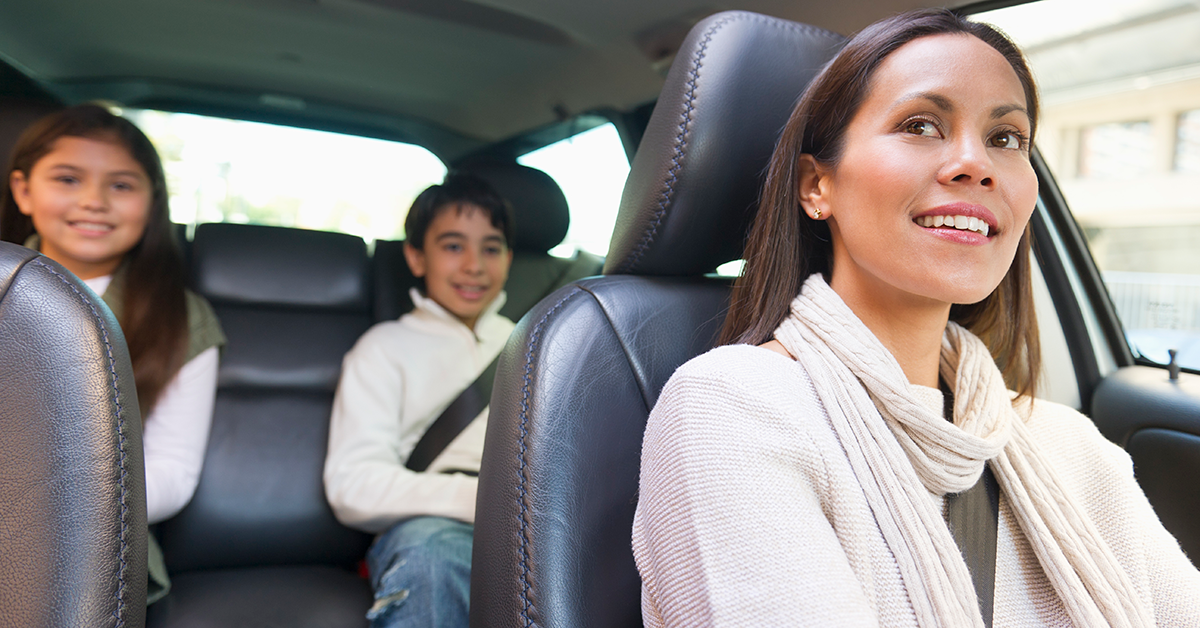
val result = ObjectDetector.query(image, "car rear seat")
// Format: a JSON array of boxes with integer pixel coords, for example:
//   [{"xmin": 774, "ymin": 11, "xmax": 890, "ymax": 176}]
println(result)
[
  {"xmin": 148, "ymin": 223, "xmax": 375, "ymax": 627},
  {"xmin": 372, "ymin": 162, "xmax": 603, "ymax": 323}
]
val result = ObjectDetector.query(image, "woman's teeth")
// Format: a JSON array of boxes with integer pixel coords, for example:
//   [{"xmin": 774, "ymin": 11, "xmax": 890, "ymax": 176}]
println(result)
[{"xmin": 918, "ymin": 214, "xmax": 989, "ymax": 237}]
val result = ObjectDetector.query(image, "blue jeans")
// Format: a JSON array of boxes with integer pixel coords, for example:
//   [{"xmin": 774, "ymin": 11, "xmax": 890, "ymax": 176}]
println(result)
[{"xmin": 365, "ymin": 516, "xmax": 473, "ymax": 628}]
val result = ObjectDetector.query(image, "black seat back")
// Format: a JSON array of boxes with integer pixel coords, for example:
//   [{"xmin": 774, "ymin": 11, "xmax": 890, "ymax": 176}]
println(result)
[
  {"xmin": 158, "ymin": 223, "xmax": 373, "ymax": 572},
  {"xmin": 470, "ymin": 12, "xmax": 845, "ymax": 628},
  {"xmin": 372, "ymin": 162, "xmax": 602, "ymax": 323},
  {"xmin": 0, "ymin": 242, "xmax": 147, "ymax": 628}
]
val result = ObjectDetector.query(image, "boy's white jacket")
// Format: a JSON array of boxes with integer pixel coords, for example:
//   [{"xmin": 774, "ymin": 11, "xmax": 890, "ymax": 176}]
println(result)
[{"xmin": 324, "ymin": 288, "xmax": 514, "ymax": 533}]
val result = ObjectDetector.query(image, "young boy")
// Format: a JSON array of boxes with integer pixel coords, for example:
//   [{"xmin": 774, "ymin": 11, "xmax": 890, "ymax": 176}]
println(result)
[{"xmin": 324, "ymin": 172, "xmax": 515, "ymax": 628}]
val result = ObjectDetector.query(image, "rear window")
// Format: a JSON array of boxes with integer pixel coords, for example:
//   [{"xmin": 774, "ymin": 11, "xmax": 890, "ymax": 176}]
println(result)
[{"xmin": 126, "ymin": 108, "xmax": 447, "ymax": 242}]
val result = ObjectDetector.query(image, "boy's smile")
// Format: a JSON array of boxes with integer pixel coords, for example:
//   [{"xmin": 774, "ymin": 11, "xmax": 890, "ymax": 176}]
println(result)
[{"xmin": 404, "ymin": 203, "xmax": 512, "ymax": 330}]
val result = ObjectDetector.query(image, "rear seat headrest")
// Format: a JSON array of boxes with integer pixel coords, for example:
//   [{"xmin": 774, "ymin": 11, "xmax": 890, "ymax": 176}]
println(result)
[
  {"xmin": 192, "ymin": 223, "xmax": 369, "ymax": 312},
  {"xmin": 462, "ymin": 163, "xmax": 569, "ymax": 254}
]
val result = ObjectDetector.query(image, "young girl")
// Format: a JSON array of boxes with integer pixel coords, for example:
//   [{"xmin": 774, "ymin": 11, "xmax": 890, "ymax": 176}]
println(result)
[
  {"xmin": 632, "ymin": 9, "xmax": 1200, "ymax": 627},
  {"xmin": 0, "ymin": 104, "xmax": 224, "ymax": 603}
]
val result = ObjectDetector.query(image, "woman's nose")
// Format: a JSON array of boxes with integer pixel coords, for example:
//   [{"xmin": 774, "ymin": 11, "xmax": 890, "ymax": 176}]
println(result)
[{"xmin": 941, "ymin": 136, "xmax": 995, "ymax": 189}]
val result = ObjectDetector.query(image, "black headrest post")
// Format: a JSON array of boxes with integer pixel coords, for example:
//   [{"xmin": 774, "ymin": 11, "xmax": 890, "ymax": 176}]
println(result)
[{"xmin": 606, "ymin": 12, "xmax": 845, "ymax": 277}]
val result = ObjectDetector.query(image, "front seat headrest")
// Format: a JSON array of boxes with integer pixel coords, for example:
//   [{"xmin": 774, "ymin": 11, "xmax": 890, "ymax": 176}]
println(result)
[{"xmin": 605, "ymin": 11, "xmax": 845, "ymax": 276}]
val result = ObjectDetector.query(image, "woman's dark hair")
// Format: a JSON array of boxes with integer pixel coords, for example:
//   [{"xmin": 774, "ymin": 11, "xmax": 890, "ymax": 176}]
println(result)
[
  {"xmin": 719, "ymin": 8, "xmax": 1042, "ymax": 397},
  {"xmin": 1, "ymin": 103, "xmax": 189, "ymax": 415},
  {"xmin": 404, "ymin": 171, "xmax": 516, "ymax": 251}
]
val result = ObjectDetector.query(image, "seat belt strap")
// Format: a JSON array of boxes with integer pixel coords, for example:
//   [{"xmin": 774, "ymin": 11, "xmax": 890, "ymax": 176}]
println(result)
[
  {"xmin": 405, "ymin": 354, "xmax": 501, "ymax": 473},
  {"xmin": 947, "ymin": 466, "xmax": 1001, "ymax": 627},
  {"xmin": 942, "ymin": 384, "xmax": 1001, "ymax": 628}
]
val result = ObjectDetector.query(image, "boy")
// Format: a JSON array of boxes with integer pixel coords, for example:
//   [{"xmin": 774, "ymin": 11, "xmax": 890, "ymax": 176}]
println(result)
[{"xmin": 324, "ymin": 172, "xmax": 515, "ymax": 628}]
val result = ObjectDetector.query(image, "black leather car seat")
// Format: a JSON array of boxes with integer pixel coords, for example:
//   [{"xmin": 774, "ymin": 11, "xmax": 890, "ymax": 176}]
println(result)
[
  {"xmin": 372, "ymin": 162, "xmax": 603, "ymax": 324},
  {"xmin": 0, "ymin": 242, "xmax": 148, "ymax": 628},
  {"xmin": 148, "ymin": 224, "xmax": 375, "ymax": 627},
  {"xmin": 470, "ymin": 11, "xmax": 845, "ymax": 628}
]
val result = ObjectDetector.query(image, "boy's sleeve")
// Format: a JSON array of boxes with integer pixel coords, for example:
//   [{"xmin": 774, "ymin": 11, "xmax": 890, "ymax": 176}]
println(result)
[{"xmin": 323, "ymin": 328, "xmax": 479, "ymax": 533}]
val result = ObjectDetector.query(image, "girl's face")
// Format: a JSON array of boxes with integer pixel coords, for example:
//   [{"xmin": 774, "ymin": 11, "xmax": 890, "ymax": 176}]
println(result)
[
  {"xmin": 10, "ymin": 135, "xmax": 152, "ymax": 280},
  {"xmin": 805, "ymin": 33, "xmax": 1038, "ymax": 315}
]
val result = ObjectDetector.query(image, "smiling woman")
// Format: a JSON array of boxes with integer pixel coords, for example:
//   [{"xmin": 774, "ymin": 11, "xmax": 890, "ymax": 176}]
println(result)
[{"xmin": 632, "ymin": 8, "xmax": 1200, "ymax": 627}]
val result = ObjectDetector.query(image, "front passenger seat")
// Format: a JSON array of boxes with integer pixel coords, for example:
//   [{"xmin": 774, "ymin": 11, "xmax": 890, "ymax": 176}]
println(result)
[
  {"xmin": 469, "ymin": 12, "xmax": 845, "ymax": 628},
  {"xmin": 0, "ymin": 242, "xmax": 148, "ymax": 628}
]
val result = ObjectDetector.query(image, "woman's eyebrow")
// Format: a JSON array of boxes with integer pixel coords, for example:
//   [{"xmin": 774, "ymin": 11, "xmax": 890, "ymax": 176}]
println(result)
[{"xmin": 894, "ymin": 91, "xmax": 1028, "ymax": 120}]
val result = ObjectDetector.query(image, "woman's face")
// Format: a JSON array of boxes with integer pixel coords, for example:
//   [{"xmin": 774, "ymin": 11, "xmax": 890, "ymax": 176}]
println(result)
[
  {"xmin": 808, "ymin": 33, "xmax": 1037, "ymax": 314},
  {"xmin": 10, "ymin": 135, "xmax": 152, "ymax": 280}
]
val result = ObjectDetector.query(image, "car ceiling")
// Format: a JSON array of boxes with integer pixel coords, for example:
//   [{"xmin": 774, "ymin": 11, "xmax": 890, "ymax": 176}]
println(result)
[{"xmin": 0, "ymin": 0, "xmax": 973, "ymax": 158}]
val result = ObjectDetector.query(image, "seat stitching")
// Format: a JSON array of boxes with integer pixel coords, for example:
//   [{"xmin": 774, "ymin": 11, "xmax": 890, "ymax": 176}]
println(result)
[
  {"xmin": 31, "ymin": 260, "xmax": 130, "ymax": 627},
  {"xmin": 516, "ymin": 286, "xmax": 583, "ymax": 627},
  {"xmin": 618, "ymin": 13, "xmax": 843, "ymax": 274}
]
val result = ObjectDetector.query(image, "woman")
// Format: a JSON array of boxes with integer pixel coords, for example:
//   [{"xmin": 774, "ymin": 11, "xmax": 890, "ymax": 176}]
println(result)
[
  {"xmin": 632, "ymin": 9, "xmax": 1200, "ymax": 627},
  {"xmin": 1, "ymin": 104, "xmax": 225, "ymax": 603}
]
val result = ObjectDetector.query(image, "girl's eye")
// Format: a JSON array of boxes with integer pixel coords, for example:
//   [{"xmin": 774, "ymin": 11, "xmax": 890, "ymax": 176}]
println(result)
[
  {"xmin": 990, "ymin": 130, "xmax": 1028, "ymax": 150},
  {"xmin": 112, "ymin": 181, "xmax": 134, "ymax": 192},
  {"xmin": 904, "ymin": 119, "xmax": 940, "ymax": 138},
  {"xmin": 54, "ymin": 175, "xmax": 79, "ymax": 185}
]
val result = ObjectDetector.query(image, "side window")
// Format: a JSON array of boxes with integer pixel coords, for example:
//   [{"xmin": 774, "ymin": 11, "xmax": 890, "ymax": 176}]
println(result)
[
  {"xmin": 126, "ymin": 109, "xmax": 447, "ymax": 242},
  {"xmin": 977, "ymin": 0, "xmax": 1200, "ymax": 370},
  {"xmin": 517, "ymin": 122, "xmax": 630, "ymax": 258}
]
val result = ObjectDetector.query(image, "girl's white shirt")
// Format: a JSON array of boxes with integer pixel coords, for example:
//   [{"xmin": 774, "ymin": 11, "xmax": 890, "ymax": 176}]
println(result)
[{"xmin": 84, "ymin": 274, "xmax": 220, "ymax": 524}]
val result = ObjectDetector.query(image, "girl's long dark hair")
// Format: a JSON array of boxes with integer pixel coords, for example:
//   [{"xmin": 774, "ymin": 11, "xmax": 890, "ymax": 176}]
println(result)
[
  {"xmin": 1, "ymin": 104, "xmax": 189, "ymax": 415},
  {"xmin": 720, "ymin": 9, "xmax": 1042, "ymax": 397}
]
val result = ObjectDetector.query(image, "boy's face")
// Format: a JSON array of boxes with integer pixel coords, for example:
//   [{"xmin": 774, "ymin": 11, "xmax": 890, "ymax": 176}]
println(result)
[{"xmin": 404, "ymin": 203, "xmax": 513, "ymax": 330}]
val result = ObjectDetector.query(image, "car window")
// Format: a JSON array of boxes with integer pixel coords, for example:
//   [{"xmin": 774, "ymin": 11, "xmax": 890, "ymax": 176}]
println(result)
[
  {"xmin": 517, "ymin": 122, "xmax": 630, "ymax": 258},
  {"xmin": 976, "ymin": 0, "xmax": 1200, "ymax": 371},
  {"xmin": 125, "ymin": 108, "xmax": 447, "ymax": 242}
]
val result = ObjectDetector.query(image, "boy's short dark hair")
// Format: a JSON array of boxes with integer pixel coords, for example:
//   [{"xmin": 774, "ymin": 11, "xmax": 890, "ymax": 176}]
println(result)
[{"xmin": 404, "ymin": 171, "xmax": 515, "ymax": 251}]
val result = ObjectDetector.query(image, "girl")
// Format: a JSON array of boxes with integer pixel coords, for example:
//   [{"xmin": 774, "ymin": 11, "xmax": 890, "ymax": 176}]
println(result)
[
  {"xmin": 632, "ymin": 9, "xmax": 1200, "ymax": 627},
  {"xmin": 0, "ymin": 104, "xmax": 224, "ymax": 603}
]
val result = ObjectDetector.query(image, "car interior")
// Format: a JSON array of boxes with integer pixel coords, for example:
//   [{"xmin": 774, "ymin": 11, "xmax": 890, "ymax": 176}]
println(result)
[{"xmin": 0, "ymin": 0, "xmax": 1198, "ymax": 627}]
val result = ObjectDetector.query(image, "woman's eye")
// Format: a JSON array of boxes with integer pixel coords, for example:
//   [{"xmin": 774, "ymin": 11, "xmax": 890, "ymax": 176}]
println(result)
[
  {"xmin": 990, "ymin": 130, "xmax": 1027, "ymax": 150},
  {"xmin": 904, "ymin": 119, "xmax": 940, "ymax": 137}
]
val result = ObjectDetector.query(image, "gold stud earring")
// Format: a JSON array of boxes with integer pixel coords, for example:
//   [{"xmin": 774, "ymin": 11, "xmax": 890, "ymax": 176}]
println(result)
[{"xmin": 813, "ymin": 208, "xmax": 822, "ymax": 220}]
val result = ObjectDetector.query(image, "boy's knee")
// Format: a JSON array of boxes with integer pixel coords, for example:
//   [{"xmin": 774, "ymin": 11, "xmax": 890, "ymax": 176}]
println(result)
[{"xmin": 367, "ymin": 526, "xmax": 472, "ymax": 626}]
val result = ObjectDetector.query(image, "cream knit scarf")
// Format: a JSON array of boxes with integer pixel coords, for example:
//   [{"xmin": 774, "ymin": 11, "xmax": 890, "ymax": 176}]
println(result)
[{"xmin": 773, "ymin": 275, "xmax": 1151, "ymax": 628}]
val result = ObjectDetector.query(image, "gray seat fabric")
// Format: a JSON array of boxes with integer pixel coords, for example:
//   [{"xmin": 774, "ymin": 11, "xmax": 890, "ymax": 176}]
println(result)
[
  {"xmin": 0, "ymin": 242, "xmax": 148, "ymax": 628},
  {"xmin": 372, "ymin": 162, "xmax": 603, "ymax": 324},
  {"xmin": 149, "ymin": 223, "xmax": 374, "ymax": 628},
  {"xmin": 470, "ymin": 12, "xmax": 845, "ymax": 628}
]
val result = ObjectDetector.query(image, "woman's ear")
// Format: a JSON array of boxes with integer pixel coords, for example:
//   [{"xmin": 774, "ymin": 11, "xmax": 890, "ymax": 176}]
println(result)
[
  {"xmin": 797, "ymin": 155, "xmax": 829, "ymax": 220},
  {"xmin": 9, "ymin": 171, "xmax": 33, "ymax": 216},
  {"xmin": 403, "ymin": 241, "xmax": 427, "ymax": 278}
]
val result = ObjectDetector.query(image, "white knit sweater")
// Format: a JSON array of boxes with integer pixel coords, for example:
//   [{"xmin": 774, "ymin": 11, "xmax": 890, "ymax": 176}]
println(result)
[
  {"xmin": 632, "ymin": 344, "xmax": 1200, "ymax": 627},
  {"xmin": 324, "ymin": 289, "xmax": 514, "ymax": 533}
]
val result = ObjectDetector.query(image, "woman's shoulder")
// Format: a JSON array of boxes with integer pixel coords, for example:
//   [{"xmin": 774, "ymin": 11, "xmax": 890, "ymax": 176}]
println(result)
[
  {"xmin": 1019, "ymin": 395, "xmax": 1132, "ymax": 480},
  {"xmin": 656, "ymin": 343, "xmax": 820, "ymax": 418}
]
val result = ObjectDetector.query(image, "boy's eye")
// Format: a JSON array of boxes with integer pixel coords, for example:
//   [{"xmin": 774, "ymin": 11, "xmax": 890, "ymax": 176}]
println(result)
[
  {"xmin": 484, "ymin": 246, "xmax": 503, "ymax": 256},
  {"xmin": 443, "ymin": 242, "xmax": 463, "ymax": 253}
]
